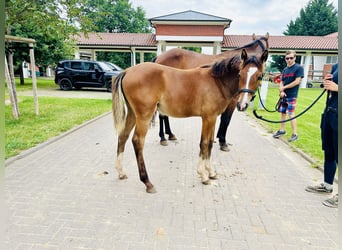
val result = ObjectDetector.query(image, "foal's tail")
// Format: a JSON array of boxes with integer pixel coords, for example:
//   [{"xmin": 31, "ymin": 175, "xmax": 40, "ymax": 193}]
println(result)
[{"xmin": 112, "ymin": 72, "xmax": 127, "ymax": 135}]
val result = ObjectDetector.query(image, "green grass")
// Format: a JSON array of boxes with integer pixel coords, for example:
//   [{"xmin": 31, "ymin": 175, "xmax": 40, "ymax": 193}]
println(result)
[
  {"xmin": 5, "ymin": 96, "xmax": 112, "ymax": 159},
  {"xmin": 5, "ymin": 77, "xmax": 112, "ymax": 159},
  {"xmin": 248, "ymin": 86, "xmax": 326, "ymax": 166},
  {"xmin": 12, "ymin": 77, "xmax": 57, "ymax": 91}
]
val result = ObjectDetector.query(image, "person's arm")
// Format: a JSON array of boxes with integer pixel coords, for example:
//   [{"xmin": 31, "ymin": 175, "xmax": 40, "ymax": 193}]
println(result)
[{"xmin": 279, "ymin": 77, "xmax": 301, "ymax": 92}]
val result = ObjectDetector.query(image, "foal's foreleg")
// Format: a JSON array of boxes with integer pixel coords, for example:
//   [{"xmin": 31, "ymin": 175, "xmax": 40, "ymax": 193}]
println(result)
[
  {"xmin": 132, "ymin": 119, "xmax": 156, "ymax": 193},
  {"xmin": 116, "ymin": 110, "xmax": 135, "ymax": 179},
  {"xmin": 197, "ymin": 117, "xmax": 217, "ymax": 184}
]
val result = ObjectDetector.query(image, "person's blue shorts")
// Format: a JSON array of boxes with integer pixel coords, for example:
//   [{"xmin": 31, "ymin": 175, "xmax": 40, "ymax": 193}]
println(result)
[{"xmin": 278, "ymin": 97, "xmax": 297, "ymax": 115}]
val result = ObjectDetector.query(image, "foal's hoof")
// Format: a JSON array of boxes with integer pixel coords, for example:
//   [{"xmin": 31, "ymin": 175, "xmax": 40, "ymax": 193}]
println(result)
[
  {"xmin": 119, "ymin": 174, "xmax": 128, "ymax": 180},
  {"xmin": 146, "ymin": 186, "xmax": 157, "ymax": 193},
  {"xmin": 209, "ymin": 174, "xmax": 218, "ymax": 180},
  {"xmin": 202, "ymin": 179, "xmax": 210, "ymax": 185}
]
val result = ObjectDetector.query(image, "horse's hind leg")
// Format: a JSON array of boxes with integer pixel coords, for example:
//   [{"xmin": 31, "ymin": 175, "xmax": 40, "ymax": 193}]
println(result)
[
  {"xmin": 197, "ymin": 117, "xmax": 217, "ymax": 184},
  {"xmin": 133, "ymin": 118, "xmax": 156, "ymax": 193},
  {"xmin": 116, "ymin": 108, "xmax": 135, "ymax": 179}
]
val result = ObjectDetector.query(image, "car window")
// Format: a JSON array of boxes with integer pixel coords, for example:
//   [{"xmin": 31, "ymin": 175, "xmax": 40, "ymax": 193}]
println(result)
[
  {"xmin": 71, "ymin": 61, "xmax": 83, "ymax": 70},
  {"xmin": 97, "ymin": 61, "xmax": 113, "ymax": 71},
  {"xmin": 84, "ymin": 62, "xmax": 94, "ymax": 70}
]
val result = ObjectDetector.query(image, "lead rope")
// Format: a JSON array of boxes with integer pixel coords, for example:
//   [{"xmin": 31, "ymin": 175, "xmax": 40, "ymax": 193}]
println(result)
[{"xmin": 253, "ymin": 89, "xmax": 326, "ymax": 123}]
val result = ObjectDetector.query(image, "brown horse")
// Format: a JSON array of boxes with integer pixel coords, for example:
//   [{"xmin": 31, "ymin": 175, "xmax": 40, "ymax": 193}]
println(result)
[
  {"xmin": 154, "ymin": 33, "xmax": 269, "ymax": 141},
  {"xmin": 112, "ymin": 48, "xmax": 268, "ymax": 193}
]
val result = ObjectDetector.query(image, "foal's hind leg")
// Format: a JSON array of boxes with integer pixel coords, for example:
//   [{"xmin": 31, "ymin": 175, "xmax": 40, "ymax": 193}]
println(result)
[
  {"xmin": 197, "ymin": 117, "xmax": 217, "ymax": 184},
  {"xmin": 133, "ymin": 118, "xmax": 156, "ymax": 193},
  {"xmin": 116, "ymin": 108, "xmax": 135, "ymax": 179}
]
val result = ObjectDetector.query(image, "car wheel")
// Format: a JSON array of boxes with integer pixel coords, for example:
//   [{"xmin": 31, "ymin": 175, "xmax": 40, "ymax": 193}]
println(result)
[{"xmin": 59, "ymin": 78, "xmax": 73, "ymax": 90}]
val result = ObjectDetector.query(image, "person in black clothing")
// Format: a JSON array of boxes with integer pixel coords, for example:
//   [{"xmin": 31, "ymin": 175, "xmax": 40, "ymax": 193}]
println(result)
[{"xmin": 305, "ymin": 63, "xmax": 338, "ymax": 208}]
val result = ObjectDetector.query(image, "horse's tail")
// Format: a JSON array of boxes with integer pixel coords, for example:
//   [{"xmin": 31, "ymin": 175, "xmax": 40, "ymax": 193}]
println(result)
[{"xmin": 112, "ymin": 71, "xmax": 127, "ymax": 135}]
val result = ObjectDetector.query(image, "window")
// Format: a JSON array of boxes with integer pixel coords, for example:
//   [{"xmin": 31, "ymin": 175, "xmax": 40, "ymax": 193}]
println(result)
[
  {"xmin": 84, "ymin": 62, "xmax": 94, "ymax": 70},
  {"xmin": 326, "ymin": 56, "xmax": 337, "ymax": 64},
  {"xmin": 71, "ymin": 61, "xmax": 82, "ymax": 70}
]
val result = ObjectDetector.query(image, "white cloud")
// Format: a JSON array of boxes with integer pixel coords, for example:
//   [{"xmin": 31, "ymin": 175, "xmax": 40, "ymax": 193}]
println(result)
[{"xmin": 131, "ymin": 0, "xmax": 338, "ymax": 35}]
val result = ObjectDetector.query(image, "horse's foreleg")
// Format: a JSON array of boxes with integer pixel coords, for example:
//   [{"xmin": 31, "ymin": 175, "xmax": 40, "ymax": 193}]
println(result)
[
  {"xmin": 133, "ymin": 119, "xmax": 156, "ymax": 193},
  {"xmin": 197, "ymin": 117, "xmax": 217, "ymax": 184},
  {"xmin": 116, "ymin": 109, "xmax": 135, "ymax": 180}
]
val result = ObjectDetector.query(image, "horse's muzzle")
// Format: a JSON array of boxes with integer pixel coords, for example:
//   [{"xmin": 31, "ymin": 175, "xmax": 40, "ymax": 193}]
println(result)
[{"xmin": 236, "ymin": 102, "xmax": 249, "ymax": 111}]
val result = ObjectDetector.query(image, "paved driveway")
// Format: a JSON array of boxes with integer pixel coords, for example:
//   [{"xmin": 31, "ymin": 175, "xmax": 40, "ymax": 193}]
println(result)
[{"xmin": 4, "ymin": 110, "xmax": 338, "ymax": 249}]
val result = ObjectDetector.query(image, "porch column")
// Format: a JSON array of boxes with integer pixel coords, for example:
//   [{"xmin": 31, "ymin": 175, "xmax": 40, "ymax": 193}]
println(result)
[
  {"xmin": 213, "ymin": 41, "xmax": 222, "ymax": 55},
  {"xmin": 140, "ymin": 51, "xmax": 144, "ymax": 63},
  {"xmin": 301, "ymin": 53, "xmax": 311, "ymax": 88},
  {"xmin": 130, "ymin": 47, "xmax": 136, "ymax": 66}
]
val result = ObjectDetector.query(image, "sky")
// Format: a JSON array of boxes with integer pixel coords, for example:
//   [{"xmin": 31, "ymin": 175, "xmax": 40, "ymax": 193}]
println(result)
[{"xmin": 130, "ymin": 0, "xmax": 338, "ymax": 36}]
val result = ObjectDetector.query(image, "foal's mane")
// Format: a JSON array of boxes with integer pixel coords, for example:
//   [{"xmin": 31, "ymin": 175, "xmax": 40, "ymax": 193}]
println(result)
[
  {"xmin": 242, "ymin": 55, "xmax": 263, "ymax": 69},
  {"xmin": 210, "ymin": 55, "xmax": 241, "ymax": 77}
]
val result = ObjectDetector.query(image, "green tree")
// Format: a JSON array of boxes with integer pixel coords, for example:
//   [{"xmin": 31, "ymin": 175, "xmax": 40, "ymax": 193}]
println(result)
[
  {"xmin": 83, "ymin": 0, "xmax": 150, "ymax": 33},
  {"xmin": 83, "ymin": 0, "xmax": 152, "ymax": 68},
  {"xmin": 284, "ymin": 0, "xmax": 338, "ymax": 36},
  {"xmin": 5, "ymin": 0, "xmax": 94, "ymax": 73},
  {"xmin": 270, "ymin": 0, "xmax": 338, "ymax": 71}
]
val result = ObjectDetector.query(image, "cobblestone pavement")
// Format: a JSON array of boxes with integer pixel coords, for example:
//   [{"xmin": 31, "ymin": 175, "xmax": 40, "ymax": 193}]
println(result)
[{"xmin": 4, "ymin": 111, "xmax": 338, "ymax": 249}]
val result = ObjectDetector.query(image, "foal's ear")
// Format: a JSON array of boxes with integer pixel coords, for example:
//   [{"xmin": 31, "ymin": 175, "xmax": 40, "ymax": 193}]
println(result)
[
  {"xmin": 261, "ymin": 49, "xmax": 268, "ymax": 62},
  {"xmin": 241, "ymin": 49, "xmax": 248, "ymax": 61}
]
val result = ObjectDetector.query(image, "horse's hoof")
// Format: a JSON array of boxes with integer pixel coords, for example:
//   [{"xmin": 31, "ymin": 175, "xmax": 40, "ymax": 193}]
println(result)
[
  {"xmin": 119, "ymin": 174, "xmax": 128, "ymax": 180},
  {"xmin": 202, "ymin": 179, "xmax": 210, "ymax": 185},
  {"xmin": 160, "ymin": 140, "xmax": 168, "ymax": 146},
  {"xmin": 146, "ymin": 186, "xmax": 157, "ymax": 193}
]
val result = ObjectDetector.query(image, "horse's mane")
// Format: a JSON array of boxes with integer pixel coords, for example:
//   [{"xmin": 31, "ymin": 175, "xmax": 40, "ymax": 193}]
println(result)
[
  {"xmin": 237, "ymin": 36, "xmax": 269, "ymax": 52},
  {"xmin": 210, "ymin": 55, "xmax": 241, "ymax": 77}
]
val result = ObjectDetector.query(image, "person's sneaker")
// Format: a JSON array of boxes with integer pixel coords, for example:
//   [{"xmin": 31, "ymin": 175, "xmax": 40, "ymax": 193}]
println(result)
[
  {"xmin": 288, "ymin": 134, "xmax": 298, "ymax": 142},
  {"xmin": 219, "ymin": 142, "xmax": 230, "ymax": 152},
  {"xmin": 322, "ymin": 194, "xmax": 338, "ymax": 208},
  {"xmin": 305, "ymin": 183, "xmax": 333, "ymax": 194},
  {"xmin": 273, "ymin": 130, "xmax": 286, "ymax": 138}
]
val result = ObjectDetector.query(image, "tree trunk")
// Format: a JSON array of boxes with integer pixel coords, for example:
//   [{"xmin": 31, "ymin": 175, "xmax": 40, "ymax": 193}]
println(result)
[{"xmin": 5, "ymin": 55, "xmax": 19, "ymax": 119}]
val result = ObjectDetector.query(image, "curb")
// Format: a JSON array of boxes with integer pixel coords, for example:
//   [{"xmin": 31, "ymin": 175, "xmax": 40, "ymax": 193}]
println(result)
[{"xmin": 5, "ymin": 111, "xmax": 112, "ymax": 166}]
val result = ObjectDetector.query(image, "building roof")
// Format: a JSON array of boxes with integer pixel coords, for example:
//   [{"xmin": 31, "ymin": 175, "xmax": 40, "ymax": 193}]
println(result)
[
  {"xmin": 75, "ymin": 33, "xmax": 156, "ymax": 48},
  {"xmin": 76, "ymin": 32, "xmax": 338, "ymax": 54},
  {"xmin": 223, "ymin": 34, "xmax": 338, "ymax": 53},
  {"xmin": 149, "ymin": 10, "xmax": 232, "ymax": 23}
]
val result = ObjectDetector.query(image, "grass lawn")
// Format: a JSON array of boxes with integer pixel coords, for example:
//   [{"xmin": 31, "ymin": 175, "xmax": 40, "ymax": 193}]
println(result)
[
  {"xmin": 248, "ymin": 85, "xmax": 327, "ymax": 166},
  {"xmin": 5, "ymin": 78, "xmax": 112, "ymax": 159}
]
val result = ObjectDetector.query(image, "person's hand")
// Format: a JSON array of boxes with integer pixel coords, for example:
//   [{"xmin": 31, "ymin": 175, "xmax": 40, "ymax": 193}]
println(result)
[
  {"xmin": 323, "ymin": 79, "xmax": 338, "ymax": 92},
  {"xmin": 279, "ymin": 91, "xmax": 286, "ymax": 98},
  {"xmin": 324, "ymin": 73, "xmax": 333, "ymax": 80}
]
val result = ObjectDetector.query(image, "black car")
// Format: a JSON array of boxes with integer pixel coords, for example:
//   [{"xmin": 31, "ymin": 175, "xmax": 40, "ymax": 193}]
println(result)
[{"xmin": 54, "ymin": 59, "xmax": 122, "ymax": 91}]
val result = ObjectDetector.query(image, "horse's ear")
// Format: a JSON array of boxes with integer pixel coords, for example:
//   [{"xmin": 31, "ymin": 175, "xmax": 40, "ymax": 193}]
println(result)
[
  {"xmin": 261, "ymin": 49, "xmax": 269, "ymax": 62},
  {"xmin": 252, "ymin": 33, "xmax": 256, "ymax": 40},
  {"xmin": 241, "ymin": 49, "xmax": 248, "ymax": 61},
  {"xmin": 265, "ymin": 32, "xmax": 269, "ymax": 39}
]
